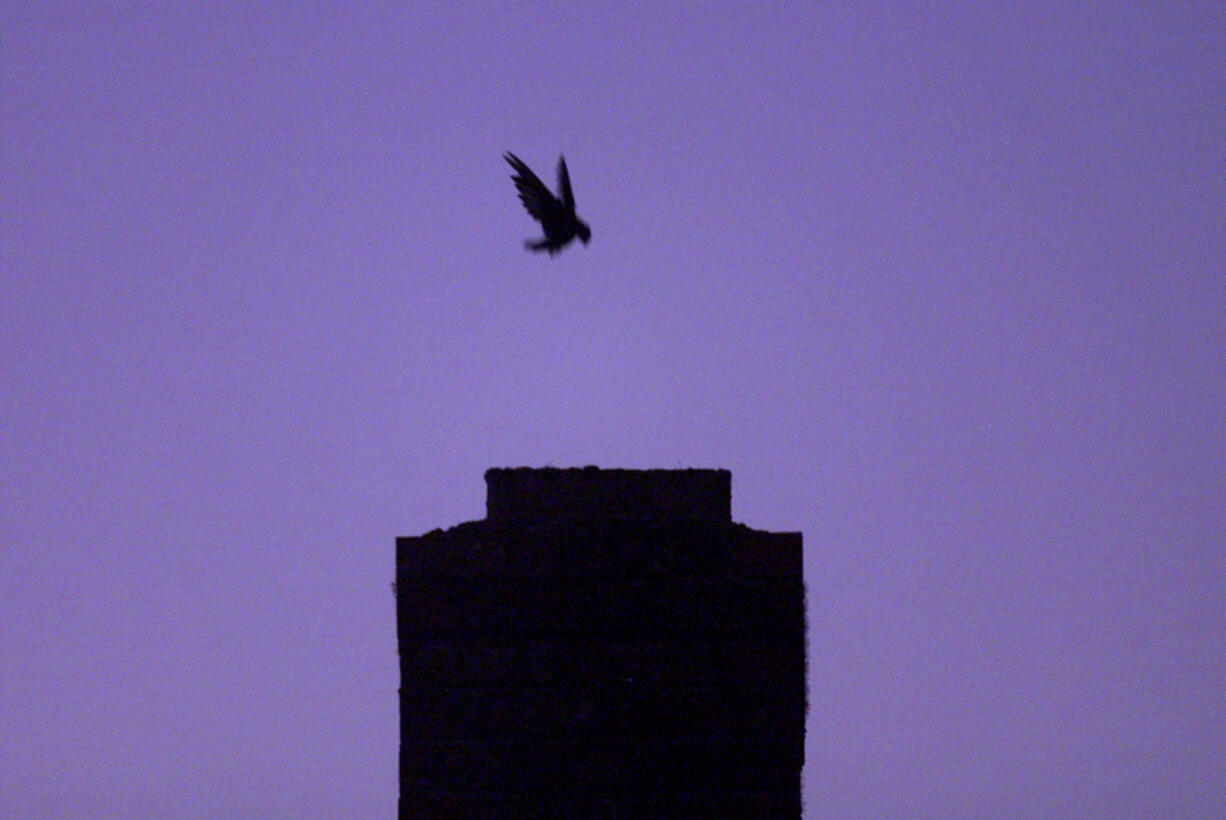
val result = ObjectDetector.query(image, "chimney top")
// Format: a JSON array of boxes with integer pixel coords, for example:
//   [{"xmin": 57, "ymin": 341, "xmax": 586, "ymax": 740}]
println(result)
[{"xmin": 484, "ymin": 467, "xmax": 731, "ymax": 524}]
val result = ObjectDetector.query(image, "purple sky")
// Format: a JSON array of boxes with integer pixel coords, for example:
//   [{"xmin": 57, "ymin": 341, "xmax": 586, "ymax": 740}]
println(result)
[{"xmin": 3, "ymin": 3, "xmax": 1224, "ymax": 816}]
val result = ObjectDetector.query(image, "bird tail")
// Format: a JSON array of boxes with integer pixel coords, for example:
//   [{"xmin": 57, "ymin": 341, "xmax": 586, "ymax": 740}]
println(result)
[{"xmin": 524, "ymin": 238, "xmax": 552, "ymax": 253}]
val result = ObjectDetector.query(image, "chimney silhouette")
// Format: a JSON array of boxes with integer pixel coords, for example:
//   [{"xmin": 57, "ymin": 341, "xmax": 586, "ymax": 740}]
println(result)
[{"xmin": 396, "ymin": 467, "xmax": 806, "ymax": 817}]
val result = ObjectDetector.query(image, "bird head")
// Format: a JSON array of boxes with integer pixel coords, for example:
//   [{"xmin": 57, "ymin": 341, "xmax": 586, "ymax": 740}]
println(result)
[{"xmin": 577, "ymin": 221, "xmax": 591, "ymax": 245}]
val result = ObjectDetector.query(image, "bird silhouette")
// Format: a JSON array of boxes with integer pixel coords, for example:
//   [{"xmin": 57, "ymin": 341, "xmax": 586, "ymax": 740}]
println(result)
[{"xmin": 504, "ymin": 152, "xmax": 591, "ymax": 255}]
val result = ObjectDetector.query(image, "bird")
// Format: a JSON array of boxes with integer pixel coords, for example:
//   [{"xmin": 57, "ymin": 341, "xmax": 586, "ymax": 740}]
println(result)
[{"xmin": 503, "ymin": 151, "xmax": 591, "ymax": 255}]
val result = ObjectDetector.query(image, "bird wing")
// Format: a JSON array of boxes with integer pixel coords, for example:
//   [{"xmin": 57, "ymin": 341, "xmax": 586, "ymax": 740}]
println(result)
[
  {"xmin": 557, "ymin": 156, "xmax": 575, "ymax": 212},
  {"xmin": 504, "ymin": 152, "xmax": 562, "ymax": 223}
]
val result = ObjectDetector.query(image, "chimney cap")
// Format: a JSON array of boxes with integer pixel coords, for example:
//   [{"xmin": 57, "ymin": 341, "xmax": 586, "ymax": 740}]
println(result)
[{"xmin": 484, "ymin": 467, "xmax": 731, "ymax": 524}]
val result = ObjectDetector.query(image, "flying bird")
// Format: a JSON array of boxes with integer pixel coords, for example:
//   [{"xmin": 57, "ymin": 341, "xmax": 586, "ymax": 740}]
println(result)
[{"xmin": 504, "ymin": 151, "xmax": 591, "ymax": 255}]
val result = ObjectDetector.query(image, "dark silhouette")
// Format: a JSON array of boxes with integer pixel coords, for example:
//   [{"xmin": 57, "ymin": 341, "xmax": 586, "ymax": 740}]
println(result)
[
  {"xmin": 504, "ymin": 151, "xmax": 591, "ymax": 255},
  {"xmin": 396, "ymin": 468, "xmax": 806, "ymax": 817}
]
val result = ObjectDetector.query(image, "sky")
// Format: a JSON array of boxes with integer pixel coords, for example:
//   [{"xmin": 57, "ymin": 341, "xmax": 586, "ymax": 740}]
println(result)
[{"xmin": 2, "ymin": 2, "xmax": 1224, "ymax": 816}]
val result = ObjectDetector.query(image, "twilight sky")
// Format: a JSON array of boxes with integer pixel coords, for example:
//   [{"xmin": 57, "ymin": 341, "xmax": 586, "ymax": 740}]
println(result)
[{"xmin": 3, "ymin": 2, "xmax": 1224, "ymax": 817}]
